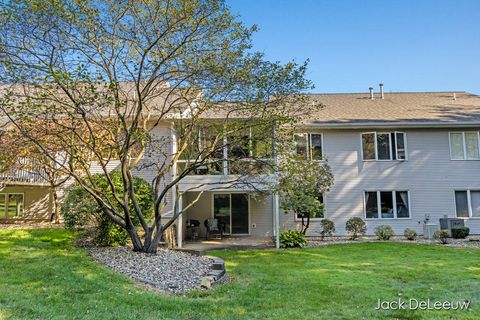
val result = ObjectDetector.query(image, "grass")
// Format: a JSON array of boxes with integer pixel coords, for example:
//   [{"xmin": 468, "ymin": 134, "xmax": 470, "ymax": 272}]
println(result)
[{"xmin": 1, "ymin": 229, "xmax": 480, "ymax": 319}]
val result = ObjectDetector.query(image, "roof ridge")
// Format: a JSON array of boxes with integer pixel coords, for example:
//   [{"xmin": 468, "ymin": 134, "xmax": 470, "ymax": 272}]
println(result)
[{"xmin": 305, "ymin": 91, "xmax": 468, "ymax": 95}]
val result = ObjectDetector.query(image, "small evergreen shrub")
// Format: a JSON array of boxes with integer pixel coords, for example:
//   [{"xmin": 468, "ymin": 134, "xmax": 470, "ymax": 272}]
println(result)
[
  {"xmin": 345, "ymin": 217, "xmax": 366, "ymax": 240},
  {"xmin": 451, "ymin": 227, "xmax": 470, "ymax": 239},
  {"xmin": 403, "ymin": 228, "xmax": 417, "ymax": 241},
  {"xmin": 320, "ymin": 219, "xmax": 335, "ymax": 240},
  {"xmin": 280, "ymin": 230, "xmax": 307, "ymax": 248},
  {"xmin": 374, "ymin": 225, "xmax": 395, "ymax": 240},
  {"xmin": 434, "ymin": 230, "xmax": 449, "ymax": 244}
]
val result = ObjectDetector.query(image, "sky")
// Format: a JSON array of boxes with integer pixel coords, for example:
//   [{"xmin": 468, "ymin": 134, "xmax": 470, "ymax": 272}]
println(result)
[{"xmin": 226, "ymin": 0, "xmax": 480, "ymax": 94}]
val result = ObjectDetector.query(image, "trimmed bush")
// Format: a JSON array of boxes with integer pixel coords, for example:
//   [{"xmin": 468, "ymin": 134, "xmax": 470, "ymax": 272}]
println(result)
[
  {"xmin": 62, "ymin": 171, "xmax": 153, "ymax": 246},
  {"xmin": 280, "ymin": 230, "xmax": 307, "ymax": 248},
  {"xmin": 345, "ymin": 217, "xmax": 366, "ymax": 240},
  {"xmin": 96, "ymin": 215, "xmax": 129, "ymax": 246},
  {"xmin": 434, "ymin": 230, "xmax": 449, "ymax": 244},
  {"xmin": 374, "ymin": 225, "xmax": 395, "ymax": 240},
  {"xmin": 451, "ymin": 227, "xmax": 470, "ymax": 239},
  {"xmin": 403, "ymin": 228, "xmax": 417, "ymax": 241},
  {"xmin": 320, "ymin": 219, "xmax": 335, "ymax": 240}
]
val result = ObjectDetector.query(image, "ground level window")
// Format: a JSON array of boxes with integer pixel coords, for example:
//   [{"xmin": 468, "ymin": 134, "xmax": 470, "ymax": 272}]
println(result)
[
  {"xmin": 455, "ymin": 190, "xmax": 480, "ymax": 218},
  {"xmin": 364, "ymin": 191, "xmax": 410, "ymax": 219},
  {"xmin": 0, "ymin": 193, "xmax": 24, "ymax": 217}
]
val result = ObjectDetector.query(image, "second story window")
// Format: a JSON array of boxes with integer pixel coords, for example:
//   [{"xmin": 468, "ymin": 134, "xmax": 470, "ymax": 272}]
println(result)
[
  {"xmin": 361, "ymin": 132, "xmax": 406, "ymax": 161},
  {"xmin": 449, "ymin": 132, "xmax": 480, "ymax": 160},
  {"xmin": 294, "ymin": 133, "xmax": 323, "ymax": 160}
]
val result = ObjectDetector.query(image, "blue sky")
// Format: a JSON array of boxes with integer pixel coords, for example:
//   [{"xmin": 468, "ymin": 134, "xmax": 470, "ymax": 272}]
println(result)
[{"xmin": 226, "ymin": 0, "xmax": 480, "ymax": 94}]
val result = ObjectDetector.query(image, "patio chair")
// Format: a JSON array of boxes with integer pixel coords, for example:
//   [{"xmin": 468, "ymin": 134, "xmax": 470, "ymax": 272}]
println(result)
[{"xmin": 204, "ymin": 218, "xmax": 223, "ymax": 240}]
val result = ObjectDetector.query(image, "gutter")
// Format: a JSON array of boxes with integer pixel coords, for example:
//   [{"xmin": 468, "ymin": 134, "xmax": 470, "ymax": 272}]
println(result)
[{"xmin": 302, "ymin": 121, "xmax": 480, "ymax": 130}]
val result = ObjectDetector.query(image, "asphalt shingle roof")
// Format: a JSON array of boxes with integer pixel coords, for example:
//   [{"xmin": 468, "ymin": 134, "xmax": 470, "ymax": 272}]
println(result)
[{"xmin": 302, "ymin": 91, "xmax": 480, "ymax": 127}]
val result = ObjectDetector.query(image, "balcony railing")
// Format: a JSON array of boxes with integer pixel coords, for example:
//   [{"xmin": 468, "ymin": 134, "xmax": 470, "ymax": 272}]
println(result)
[
  {"xmin": 176, "ymin": 158, "xmax": 275, "ymax": 176},
  {"xmin": 0, "ymin": 162, "xmax": 47, "ymax": 185}
]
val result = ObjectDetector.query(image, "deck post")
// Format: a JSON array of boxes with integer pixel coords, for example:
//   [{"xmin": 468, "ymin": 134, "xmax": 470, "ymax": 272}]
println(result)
[
  {"xmin": 176, "ymin": 194, "xmax": 183, "ymax": 249},
  {"xmin": 274, "ymin": 192, "xmax": 280, "ymax": 249},
  {"xmin": 272, "ymin": 124, "xmax": 281, "ymax": 249}
]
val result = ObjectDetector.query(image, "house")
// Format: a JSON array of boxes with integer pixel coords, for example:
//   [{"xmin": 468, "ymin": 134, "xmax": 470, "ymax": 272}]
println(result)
[{"xmin": 2, "ymin": 85, "xmax": 480, "ymax": 247}]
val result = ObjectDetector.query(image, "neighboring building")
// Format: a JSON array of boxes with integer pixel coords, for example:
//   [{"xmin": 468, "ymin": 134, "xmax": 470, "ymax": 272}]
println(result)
[{"xmin": 3, "ymin": 87, "xmax": 480, "ymax": 245}]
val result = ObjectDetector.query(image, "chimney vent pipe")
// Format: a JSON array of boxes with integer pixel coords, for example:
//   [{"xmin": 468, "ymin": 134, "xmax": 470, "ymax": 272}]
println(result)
[
  {"xmin": 379, "ymin": 83, "xmax": 384, "ymax": 99},
  {"xmin": 369, "ymin": 87, "xmax": 374, "ymax": 100}
]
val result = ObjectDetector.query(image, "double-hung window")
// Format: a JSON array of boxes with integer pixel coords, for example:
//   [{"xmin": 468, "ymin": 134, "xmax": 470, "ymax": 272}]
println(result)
[
  {"xmin": 361, "ymin": 132, "xmax": 406, "ymax": 161},
  {"xmin": 364, "ymin": 190, "xmax": 410, "ymax": 219},
  {"xmin": 0, "ymin": 193, "xmax": 24, "ymax": 217},
  {"xmin": 455, "ymin": 190, "xmax": 480, "ymax": 218},
  {"xmin": 294, "ymin": 133, "xmax": 323, "ymax": 160},
  {"xmin": 449, "ymin": 132, "xmax": 480, "ymax": 160}
]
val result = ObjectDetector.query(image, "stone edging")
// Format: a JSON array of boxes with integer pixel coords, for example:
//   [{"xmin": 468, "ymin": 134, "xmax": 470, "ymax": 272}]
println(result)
[{"xmin": 200, "ymin": 256, "xmax": 226, "ymax": 289}]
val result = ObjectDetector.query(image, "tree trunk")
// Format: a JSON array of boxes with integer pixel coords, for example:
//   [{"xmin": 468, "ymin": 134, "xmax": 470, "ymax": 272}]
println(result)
[
  {"xmin": 301, "ymin": 215, "xmax": 310, "ymax": 235},
  {"xmin": 49, "ymin": 189, "xmax": 60, "ymax": 224},
  {"xmin": 126, "ymin": 225, "xmax": 144, "ymax": 252}
]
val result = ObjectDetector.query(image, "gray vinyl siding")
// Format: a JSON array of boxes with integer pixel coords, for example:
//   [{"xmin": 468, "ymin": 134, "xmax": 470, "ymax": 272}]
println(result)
[{"xmin": 284, "ymin": 128, "xmax": 480, "ymax": 236}]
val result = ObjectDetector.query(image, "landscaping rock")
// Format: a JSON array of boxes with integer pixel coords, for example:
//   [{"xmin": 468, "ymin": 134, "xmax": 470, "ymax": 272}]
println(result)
[
  {"xmin": 307, "ymin": 235, "xmax": 480, "ymax": 249},
  {"xmin": 88, "ymin": 246, "xmax": 215, "ymax": 294},
  {"xmin": 200, "ymin": 276, "xmax": 215, "ymax": 289}
]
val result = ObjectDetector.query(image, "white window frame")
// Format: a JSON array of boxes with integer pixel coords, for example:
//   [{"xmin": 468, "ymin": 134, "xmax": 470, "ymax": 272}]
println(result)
[
  {"xmin": 363, "ymin": 190, "xmax": 411, "ymax": 220},
  {"xmin": 0, "ymin": 193, "xmax": 25, "ymax": 218},
  {"xmin": 449, "ymin": 131, "xmax": 480, "ymax": 161},
  {"xmin": 294, "ymin": 132, "xmax": 324, "ymax": 161},
  {"xmin": 361, "ymin": 132, "xmax": 407, "ymax": 161},
  {"xmin": 454, "ymin": 189, "xmax": 480, "ymax": 219},
  {"xmin": 294, "ymin": 193, "xmax": 326, "ymax": 221}
]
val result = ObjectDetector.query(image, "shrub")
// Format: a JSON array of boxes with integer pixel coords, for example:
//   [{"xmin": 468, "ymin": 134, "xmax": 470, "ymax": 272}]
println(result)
[
  {"xmin": 403, "ymin": 228, "xmax": 417, "ymax": 241},
  {"xmin": 434, "ymin": 230, "xmax": 449, "ymax": 244},
  {"xmin": 374, "ymin": 225, "xmax": 395, "ymax": 240},
  {"xmin": 345, "ymin": 217, "xmax": 366, "ymax": 240},
  {"xmin": 62, "ymin": 171, "xmax": 153, "ymax": 246},
  {"xmin": 62, "ymin": 187, "xmax": 100, "ymax": 230},
  {"xmin": 320, "ymin": 219, "xmax": 335, "ymax": 240},
  {"xmin": 96, "ymin": 215, "xmax": 129, "ymax": 246},
  {"xmin": 280, "ymin": 230, "xmax": 307, "ymax": 248},
  {"xmin": 451, "ymin": 227, "xmax": 470, "ymax": 239}
]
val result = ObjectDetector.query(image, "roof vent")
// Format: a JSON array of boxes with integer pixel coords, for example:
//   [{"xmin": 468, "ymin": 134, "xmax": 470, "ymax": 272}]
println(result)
[
  {"xmin": 369, "ymin": 87, "xmax": 374, "ymax": 100},
  {"xmin": 453, "ymin": 92, "xmax": 457, "ymax": 101},
  {"xmin": 379, "ymin": 83, "xmax": 384, "ymax": 99}
]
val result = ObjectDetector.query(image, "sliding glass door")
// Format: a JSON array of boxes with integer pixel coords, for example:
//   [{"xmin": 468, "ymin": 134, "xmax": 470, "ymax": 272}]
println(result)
[{"xmin": 213, "ymin": 193, "xmax": 249, "ymax": 235}]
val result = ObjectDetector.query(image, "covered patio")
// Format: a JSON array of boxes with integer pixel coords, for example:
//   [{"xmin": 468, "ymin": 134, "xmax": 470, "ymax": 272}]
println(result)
[{"xmin": 175, "ymin": 190, "xmax": 281, "ymax": 249}]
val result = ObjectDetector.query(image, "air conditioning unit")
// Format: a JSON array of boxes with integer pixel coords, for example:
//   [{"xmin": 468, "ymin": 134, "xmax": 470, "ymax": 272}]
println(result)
[{"xmin": 439, "ymin": 217, "xmax": 465, "ymax": 236}]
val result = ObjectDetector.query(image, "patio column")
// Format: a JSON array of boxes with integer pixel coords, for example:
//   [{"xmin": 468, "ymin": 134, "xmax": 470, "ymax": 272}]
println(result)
[
  {"xmin": 273, "ymin": 193, "xmax": 280, "ymax": 249},
  {"xmin": 176, "ymin": 194, "xmax": 183, "ymax": 248},
  {"xmin": 272, "ymin": 124, "xmax": 280, "ymax": 249}
]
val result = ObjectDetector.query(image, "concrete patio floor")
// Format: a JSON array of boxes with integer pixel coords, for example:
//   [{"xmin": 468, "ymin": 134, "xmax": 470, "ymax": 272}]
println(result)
[{"xmin": 178, "ymin": 236, "xmax": 274, "ymax": 254}]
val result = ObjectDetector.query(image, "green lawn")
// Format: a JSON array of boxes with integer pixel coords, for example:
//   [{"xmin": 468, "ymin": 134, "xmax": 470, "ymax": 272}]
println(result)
[{"xmin": 1, "ymin": 229, "xmax": 480, "ymax": 319}]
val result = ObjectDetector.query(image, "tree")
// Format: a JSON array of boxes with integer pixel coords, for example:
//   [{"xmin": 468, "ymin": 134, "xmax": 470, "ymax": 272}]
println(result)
[
  {"xmin": 276, "ymin": 154, "xmax": 334, "ymax": 234},
  {"xmin": 0, "ymin": 0, "xmax": 313, "ymax": 253},
  {"xmin": 0, "ymin": 126, "xmax": 69, "ymax": 223}
]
